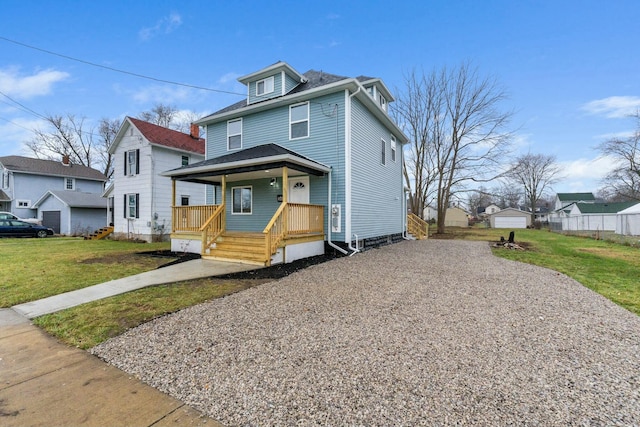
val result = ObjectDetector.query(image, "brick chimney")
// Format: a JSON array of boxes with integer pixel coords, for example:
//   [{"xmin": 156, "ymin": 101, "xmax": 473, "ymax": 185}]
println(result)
[
  {"xmin": 62, "ymin": 154, "xmax": 70, "ymax": 166},
  {"xmin": 190, "ymin": 123, "xmax": 200, "ymax": 139}
]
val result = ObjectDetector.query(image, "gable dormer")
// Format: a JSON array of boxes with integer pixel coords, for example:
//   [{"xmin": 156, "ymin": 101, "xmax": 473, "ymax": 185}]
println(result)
[
  {"xmin": 359, "ymin": 77, "xmax": 394, "ymax": 113},
  {"xmin": 238, "ymin": 61, "xmax": 307, "ymax": 105}
]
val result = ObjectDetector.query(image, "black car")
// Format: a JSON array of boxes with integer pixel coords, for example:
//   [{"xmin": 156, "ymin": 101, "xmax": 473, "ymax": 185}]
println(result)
[{"xmin": 0, "ymin": 219, "xmax": 54, "ymax": 238}]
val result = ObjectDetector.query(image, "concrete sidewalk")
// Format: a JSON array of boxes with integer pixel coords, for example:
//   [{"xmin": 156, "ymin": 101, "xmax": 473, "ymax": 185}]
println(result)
[
  {"xmin": 0, "ymin": 309, "xmax": 220, "ymax": 426},
  {"xmin": 13, "ymin": 258, "xmax": 256, "ymax": 318},
  {"xmin": 1, "ymin": 258, "xmax": 257, "ymax": 426}
]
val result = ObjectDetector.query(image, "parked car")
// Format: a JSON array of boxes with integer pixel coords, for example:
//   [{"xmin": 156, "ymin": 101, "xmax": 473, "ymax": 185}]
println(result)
[
  {"xmin": 0, "ymin": 211, "xmax": 42, "ymax": 225},
  {"xmin": 0, "ymin": 219, "xmax": 54, "ymax": 238}
]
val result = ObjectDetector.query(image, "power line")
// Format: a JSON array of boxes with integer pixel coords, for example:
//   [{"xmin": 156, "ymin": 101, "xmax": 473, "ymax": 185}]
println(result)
[
  {"xmin": 0, "ymin": 35, "xmax": 246, "ymax": 97},
  {"xmin": 0, "ymin": 90, "xmax": 48, "ymax": 120}
]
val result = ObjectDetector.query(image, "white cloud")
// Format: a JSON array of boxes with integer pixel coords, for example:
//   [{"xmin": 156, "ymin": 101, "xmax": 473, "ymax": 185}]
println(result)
[
  {"xmin": 581, "ymin": 96, "xmax": 640, "ymax": 118},
  {"xmin": 131, "ymin": 85, "xmax": 191, "ymax": 104},
  {"xmin": 559, "ymin": 155, "xmax": 616, "ymax": 180},
  {"xmin": 0, "ymin": 67, "xmax": 69, "ymax": 99},
  {"xmin": 139, "ymin": 13, "xmax": 183, "ymax": 41},
  {"xmin": 0, "ymin": 116, "xmax": 46, "ymax": 155},
  {"xmin": 217, "ymin": 72, "xmax": 241, "ymax": 85}
]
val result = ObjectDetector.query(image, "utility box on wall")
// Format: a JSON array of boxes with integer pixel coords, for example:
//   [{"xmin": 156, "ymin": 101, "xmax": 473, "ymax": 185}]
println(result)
[{"xmin": 331, "ymin": 204, "xmax": 341, "ymax": 233}]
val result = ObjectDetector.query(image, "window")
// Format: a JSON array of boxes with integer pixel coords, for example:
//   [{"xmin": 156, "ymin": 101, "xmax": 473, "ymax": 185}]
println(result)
[
  {"xmin": 290, "ymin": 102, "xmax": 309, "ymax": 139},
  {"xmin": 232, "ymin": 186, "xmax": 252, "ymax": 214},
  {"xmin": 181, "ymin": 155, "xmax": 189, "ymax": 167},
  {"xmin": 2, "ymin": 170, "xmax": 8, "ymax": 189},
  {"xmin": 256, "ymin": 76, "xmax": 274, "ymax": 96},
  {"xmin": 227, "ymin": 119, "xmax": 242, "ymax": 150},
  {"xmin": 381, "ymin": 139, "xmax": 386, "ymax": 166},
  {"xmin": 65, "ymin": 177, "xmax": 75, "ymax": 190},
  {"xmin": 390, "ymin": 136, "xmax": 397, "ymax": 162},
  {"xmin": 125, "ymin": 149, "xmax": 139, "ymax": 176},
  {"xmin": 17, "ymin": 200, "xmax": 31, "ymax": 208},
  {"xmin": 181, "ymin": 196, "xmax": 189, "ymax": 206},
  {"xmin": 379, "ymin": 94, "xmax": 387, "ymax": 112},
  {"xmin": 124, "ymin": 193, "xmax": 139, "ymax": 219}
]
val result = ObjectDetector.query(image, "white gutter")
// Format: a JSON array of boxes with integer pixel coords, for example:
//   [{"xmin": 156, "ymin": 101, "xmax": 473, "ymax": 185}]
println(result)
[
  {"xmin": 346, "ymin": 87, "xmax": 361, "ymax": 255},
  {"xmin": 327, "ymin": 167, "xmax": 348, "ymax": 256}
]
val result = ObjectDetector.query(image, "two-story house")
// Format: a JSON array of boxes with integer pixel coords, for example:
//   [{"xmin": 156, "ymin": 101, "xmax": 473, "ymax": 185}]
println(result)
[
  {"xmin": 163, "ymin": 61, "xmax": 415, "ymax": 265},
  {"xmin": 105, "ymin": 117, "xmax": 206, "ymax": 242},
  {"xmin": 0, "ymin": 155, "xmax": 106, "ymax": 234}
]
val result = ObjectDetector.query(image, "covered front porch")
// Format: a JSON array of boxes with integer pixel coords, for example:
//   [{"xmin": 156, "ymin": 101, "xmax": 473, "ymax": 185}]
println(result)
[{"xmin": 164, "ymin": 144, "xmax": 330, "ymax": 266}]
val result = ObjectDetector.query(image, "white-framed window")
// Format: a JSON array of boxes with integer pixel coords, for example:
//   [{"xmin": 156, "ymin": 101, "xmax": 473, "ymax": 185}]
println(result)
[
  {"xmin": 124, "ymin": 193, "xmax": 139, "ymax": 219},
  {"xmin": 231, "ymin": 186, "xmax": 252, "ymax": 214},
  {"xmin": 290, "ymin": 102, "xmax": 309, "ymax": 140},
  {"xmin": 180, "ymin": 195, "xmax": 189, "ymax": 206},
  {"xmin": 65, "ymin": 177, "xmax": 75, "ymax": 190},
  {"xmin": 390, "ymin": 135, "xmax": 397, "ymax": 162},
  {"xmin": 125, "ymin": 149, "xmax": 139, "ymax": 176},
  {"xmin": 2, "ymin": 170, "xmax": 9, "ymax": 189},
  {"xmin": 227, "ymin": 119, "xmax": 242, "ymax": 150},
  {"xmin": 381, "ymin": 138, "xmax": 386, "ymax": 166},
  {"xmin": 17, "ymin": 200, "xmax": 31, "ymax": 208},
  {"xmin": 379, "ymin": 94, "xmax": 387, "ymax": 112},
  {"xmin": 256, "ymin": 76, "xmax": 274, "ymax": 96},
  {"xmin": 181, "ymin": 155, "xmax": 189, "ymax": 167}
]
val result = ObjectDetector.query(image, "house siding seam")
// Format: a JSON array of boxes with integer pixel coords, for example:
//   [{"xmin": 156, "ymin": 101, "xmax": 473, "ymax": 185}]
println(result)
[{"xmin": 350, "ymin": 97, "xmax": 404, "ymax": 239}]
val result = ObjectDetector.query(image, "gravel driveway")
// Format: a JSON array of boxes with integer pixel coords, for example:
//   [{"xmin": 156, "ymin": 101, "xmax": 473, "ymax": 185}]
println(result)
[{"xmin": 92, "ymin": 239, "xmax": 640, "ymax": 426}]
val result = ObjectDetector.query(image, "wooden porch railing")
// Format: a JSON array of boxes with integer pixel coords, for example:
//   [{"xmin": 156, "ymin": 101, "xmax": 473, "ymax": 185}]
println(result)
[
  {"xmin": 263, "ymin": 203, "xmax": 324, "ymax": 261},
  {"xmin": 407, "ymin": 213, "xmax": 429, "ymax": 240},
  {"xmin": 200, "ymin": 204, "xmax": 225, "ymax": 253},
  {"xmin": 172, "ymin": 205, "xmax": 220, "ymax": 232}
]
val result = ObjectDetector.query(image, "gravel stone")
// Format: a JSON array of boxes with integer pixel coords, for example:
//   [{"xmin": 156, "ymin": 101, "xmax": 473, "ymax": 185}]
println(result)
[{"xmin": 91, "ymin": 239, "xmax": 640, "ymax": 426}]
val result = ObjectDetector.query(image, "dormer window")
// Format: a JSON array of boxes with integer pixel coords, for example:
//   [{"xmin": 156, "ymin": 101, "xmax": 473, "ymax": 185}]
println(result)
[
  {"xmin": 256, "ymin": 76, "xmax": 274, "ymax": 96},
  {"xmin": 379, "ymin": 94, "xmax": 387, "ymax": 112}
]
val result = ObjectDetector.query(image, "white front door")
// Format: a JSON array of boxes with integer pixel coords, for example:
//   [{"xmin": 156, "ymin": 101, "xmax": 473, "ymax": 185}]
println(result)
[{"xmin": 288, "ymin": 176, "xmax": 309, "ymax": 204}]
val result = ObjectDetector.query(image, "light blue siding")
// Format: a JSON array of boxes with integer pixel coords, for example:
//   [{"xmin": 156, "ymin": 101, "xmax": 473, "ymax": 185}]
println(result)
[
  {"xmin": 247, "ymin": 73, "xmax": 284, "ymax": 104},
  {"xmin": 284, "ymin": 73, "xmax": 299, "ymax": 94},
  {"xmin": 350, "ymin": 98, "xmax": 404, "ymax": 239}
]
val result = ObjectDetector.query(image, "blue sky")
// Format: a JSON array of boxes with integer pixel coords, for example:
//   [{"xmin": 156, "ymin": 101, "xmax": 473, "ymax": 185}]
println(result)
[{"xmin": 1, "ymin": 0, "xmax": 639, "ymax": 194}]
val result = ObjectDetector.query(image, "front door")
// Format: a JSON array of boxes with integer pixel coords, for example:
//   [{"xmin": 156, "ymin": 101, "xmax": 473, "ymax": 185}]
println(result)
[
  {"xmin": 288, "ymin": 176, "xmax": 309, "ymax": 204},
  {"xmin": 288, "ymin": 176, "xmax": 310, "ymax": 232}
]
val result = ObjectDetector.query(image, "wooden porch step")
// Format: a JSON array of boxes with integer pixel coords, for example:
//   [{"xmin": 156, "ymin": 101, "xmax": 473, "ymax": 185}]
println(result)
[
  {"xmin": 84, "ymin": 226, "xmax": 114, "ymax": 240},
  {"xmin": 204, "ymin": 232, "xmax": 269, "ymax": 266}
]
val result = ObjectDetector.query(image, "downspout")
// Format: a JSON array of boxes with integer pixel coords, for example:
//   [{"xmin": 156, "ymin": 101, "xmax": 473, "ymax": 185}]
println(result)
[
  {"xmin": 403, "ymin": 187, "xmax": 412, "ymax": 240},
  {"xmin": 327, "ymin": 167, "xmax": 348, "ymax": 255},
  {"xmin": 346, "ymin": 86, "xmax": 361, "ymax": 255}
]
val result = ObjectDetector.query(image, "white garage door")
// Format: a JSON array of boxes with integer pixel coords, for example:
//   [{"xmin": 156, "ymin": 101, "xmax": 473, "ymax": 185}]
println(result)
[{"xmin": 495, "ymin": 216, "xmax": 527, "ymax": 229}]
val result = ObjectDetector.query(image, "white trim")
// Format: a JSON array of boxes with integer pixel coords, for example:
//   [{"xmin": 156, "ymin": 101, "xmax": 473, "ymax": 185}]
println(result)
[
  {"xmin": 289, "ymin": 102, "xmax": 309, "ymax": 140},
  {"xmin": 227, "ymin": 118, "xmax": 242, "ymax": 151},
  {"xmin": 16, "ymin": 199, "xmax": 31, "ymax": 208},
  {"xmin": 281, "ymin": 71, "xmax": 286, "ymax": 96},
  {"xmin": 231, "ymin": 185, "xmax": 252, "ymax": 215},
  {"xmin": 345, "ymin": 89, "xmax": 352, "ymax": 245},
  {"xmin": 391, "ymin": 135, "xmax": 397, "ymax": 162},
  {"xmin": 256, "ymin": 76, "xmax": 274, "ymax": 96},
  {"xmin": 381, "ymin": 138, "xmax": 386, "ymax": 166},
  {"xmin": 64, "ymin": 177, "xmax": 75, "ymax": 190}
]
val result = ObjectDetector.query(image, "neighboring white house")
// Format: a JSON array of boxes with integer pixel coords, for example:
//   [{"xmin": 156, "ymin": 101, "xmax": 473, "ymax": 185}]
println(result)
[
  {"xmin": 107, "ymin": 117, "xmax": 206, "ymax": 242},
  {"xmin": 616, "ymin": 202, "xmax": 640, "ymax": 236},
  {"xmin": 484, "ymin": 204, "xmax": 501, "ymax": 216},
  {"xmin": 553, "ymin": 192, "xmax": 596, "ymax": 210},
  {"xmin": 489, "ymin": 207, "xmax": 531, "ymax": 229},
  {"xmin": 561, "ymin": 201, "xmax": 637, "ymax": 232},
  {"xmin": 423, "ymin": 205, "xmax": 438, "ymax": 221}
]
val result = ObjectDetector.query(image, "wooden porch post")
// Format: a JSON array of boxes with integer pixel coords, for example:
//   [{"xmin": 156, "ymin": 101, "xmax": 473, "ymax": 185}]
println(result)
[
  {"xmin": 282, "ymin": 167, "xmax": 288, "ymax": 235},
  {"xmin": 221, "ymin": 175, "xmax": 226, "ymax": 231},
  {"xmin": 171, "ymin": 179, "xmax": 176, "ymax": 232}
]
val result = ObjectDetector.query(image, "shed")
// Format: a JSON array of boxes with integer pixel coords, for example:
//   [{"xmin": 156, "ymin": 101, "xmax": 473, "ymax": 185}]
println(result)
[
  {"xmin": 33, "ymin": 190, "xmax": 107, "ymax": 235},
  {"xmin": 616, "ymin": 202, "xmax": 640, "ymax": 236},
  {"xmin": 489, "ymin": 207, "xmax": 531, "ymax": 229},
  {"xmin": 444, "ymin": 207, "xmax": 469, "ymax": 227}
]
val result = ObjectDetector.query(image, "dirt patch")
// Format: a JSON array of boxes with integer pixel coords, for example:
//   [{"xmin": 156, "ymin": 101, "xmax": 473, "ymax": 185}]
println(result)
[{"xmin": 79, "ymin": 251, "xmax": 199, "ymax": 269}]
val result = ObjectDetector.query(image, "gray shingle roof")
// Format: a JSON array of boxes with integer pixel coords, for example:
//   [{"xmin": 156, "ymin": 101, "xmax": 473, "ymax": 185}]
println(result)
[
  {"xmin": 43, "ymin": 190, "xmax": 107, "ymax": 208},
  {"xmin": 0, "ymin": 156, "xmax": 106, "ymax": 181}
]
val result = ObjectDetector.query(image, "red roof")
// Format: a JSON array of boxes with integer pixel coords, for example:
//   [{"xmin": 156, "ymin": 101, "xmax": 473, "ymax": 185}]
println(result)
[{"xmin": 128, "ymin": 117, "xmax": 205, "ymax": 155}]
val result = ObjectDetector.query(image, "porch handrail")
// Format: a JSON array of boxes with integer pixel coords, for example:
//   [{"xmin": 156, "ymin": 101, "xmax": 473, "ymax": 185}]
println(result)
[
  {"xmin": 263, "ymin": 202, "xmax": 288, "ymax": 261},
  {"xmin": 200, "ymin": 204, "xmax": 225, "ymax": 252},
  {"xmin": 407, "ymin": 213, "xmax": 429, "ymax": 240},
  {"xmin": 172, "ymin": 205, "xmax": 220, "ymax": 232}
]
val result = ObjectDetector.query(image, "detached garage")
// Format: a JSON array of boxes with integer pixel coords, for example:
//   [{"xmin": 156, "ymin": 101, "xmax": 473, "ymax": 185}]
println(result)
[
  {"xmin": 33, "ymin": 190, "xmax": 107, "ymax": 236},
  {"xmin": 489, "ymin": 208, "xmax": 531, "ymax": 229}
]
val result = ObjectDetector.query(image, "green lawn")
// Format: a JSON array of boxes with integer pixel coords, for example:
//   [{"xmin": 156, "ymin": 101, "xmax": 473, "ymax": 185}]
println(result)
[{"xmin": 0, "ymin": 237, "xmax": 172, "ymax": 307}]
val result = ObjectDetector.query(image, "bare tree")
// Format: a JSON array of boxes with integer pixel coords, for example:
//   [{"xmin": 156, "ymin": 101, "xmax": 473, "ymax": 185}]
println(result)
[
  {"xmin": 466, "ymin": 186, "xmax": 493, "ymax": 217},
  {"xmin": 507, "ymin": 153, "xmax": 562, "ymax": 222},
  {"xmin": 97, "ymin": 118, "xmax": 120, "ymax": 180},
  {"xmin": 492, "ymin": 183, "xmax": 523, "ymax": 209},
  {"xmin": 597, "ymin": 112, "xmax": 640, "ymax": 201},
  {"xmin": 394, "ymin": 63, "xmax": 513, "ymax": 233},
  {"xmin": 25, "ymin": 114, "xmax": 111, "ymax": 176},
  {"xmin": 138, "ymin": 103, "xmax": 179, "ymax": 129}
]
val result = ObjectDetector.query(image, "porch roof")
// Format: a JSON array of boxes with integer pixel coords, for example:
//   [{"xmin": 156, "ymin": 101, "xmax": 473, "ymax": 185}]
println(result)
[
  {"xmin": 162, "ymin": 143, "xmax": 331, "ymax": 184},
  {"xmin": 0, "ymin": 189, "xmax": 10, "ymax": 202}
]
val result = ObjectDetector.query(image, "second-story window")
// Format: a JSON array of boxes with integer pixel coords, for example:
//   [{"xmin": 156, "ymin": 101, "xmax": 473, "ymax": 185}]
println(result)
[
  {"xmin": 256, "ymin": 76, "xmax": 274, "ymax": 96},
  {"xmin": 381, "ymin": 138, "xmax": 386, "ymax": 166},
  {"xmin": 290, "ymin": 102, "xmax": 309, "ymax": 140},
  {"xmin": 181, "ymin": 155, "xmax": 189, "ymax": 167},
  {"xmin": 379, "ymin": 94, "xmax": 387, "ymax": 112},
  {"xmin": 391, "ymin": 136, "xmax": 397, "ymax": 162},
  {"xmin": 227, "ymin": 119, "xmax": 242, "ymax": 150},
  {"xmin": 125, "ymin": 149, "xmax": 139, "ymax": 176},
  {"xmin": 65, "ymin": 177, "xmax": 75, "ymax": 190}
]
